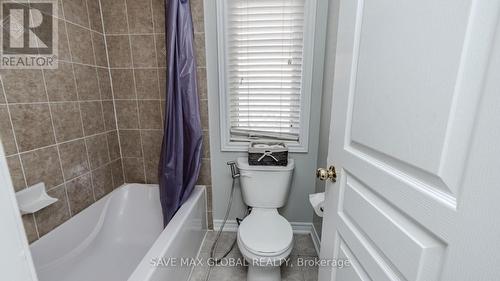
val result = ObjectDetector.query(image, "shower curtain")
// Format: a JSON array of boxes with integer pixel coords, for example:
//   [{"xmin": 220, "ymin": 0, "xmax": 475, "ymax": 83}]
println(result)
[{"xmin": 158, "ymin": 0, "xmax": 202, "ymax": 226}]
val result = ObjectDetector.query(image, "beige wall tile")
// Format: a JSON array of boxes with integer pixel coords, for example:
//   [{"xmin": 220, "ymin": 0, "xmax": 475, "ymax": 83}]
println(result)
[
  {"xmin": 102, "ymin": 101, "xmax": 117, "ymax": 131},
  {"xmin": 21, "ymin": 146, "xmax": 63, "ymax": 189},
  {"xmin": 196, "ymin": 158, "xmax": 211, "ymax": 185},
  {"xmin": 111, "ymin": 69, "xmax": 136, "ymax": 99},
  {"xmin": 92, "ymin": 164, "xmax": 113, "ymax": 199},
  {"xmin": 67, "ymin": 23, "xmax": 95, "ymax": 65},
  {"xmin": 66, "ymin": 173, "xmax": 94, "ymax": 214},
  {"xmin": 62, "ymin": 0, "xmax": 90, "ymax": 27},
  {"xmin": 1, "ymin": 69, "xmax": 47, "ymax": 103},
  {"xmin": 199, "ymin": 99, "xmax": 209, "ymax": 129},
  {"xmin": 126, "ymin": 0, "xmax": 153, "ymax": 33},
  {"xmin": 50, "ymin": 102, "xmax": 84, "ymax": 142},
  {"xmin": 130, "ymin": 35, "xmax": 156, "ymax": 67},
  {"xmin": 155, "ymin": 34, "xmax": 166, "ymax": 67},
  {"xmin": 142, "ymin": 130, "xmax": 162, "ymax": 184},
  {"xmin": 194, "ymin": 33, "xmax": 206, "ymax": 67},
  {"xmin": 141, "ymin": 130, "xmax": 162, "ymax": 161},
  {"xmin": 0, "ymin": 79, "xmax": 5, "ymax": 103},
  {"xmin": 0, "ymin": 105, "xmax": 17, "ymax": 155},
  {"xmin": 190, "ymin": 0, "xmax": 204, "ymax": 33},
  {"xmin": 123, "ymin": 157, "xmax": 145, "ymax": 183},
  {"xmin": 100, "ymin": 0, "xmax": 128, "ymax": 34},
  {"xmin": 92, "ymin": 32, "xmax": 108, "ymax": 67},
  {"xmin": 115, "ymin": 100, "xmax": 139, "ymax": 129},
  {"xmin": 44, "ymin": 62, "xmax": 78, "ymax": 102},
  {"xmin": 85, "ymin": 134, "xmax": 110, "ymax": 170},
  {"xmin": 22, "ymin": 215, "xmax": 38, "ymax": 243},
  {"xmin": 158, "ymin": 68, "xmax": 167, "ymax": 99},
  {"xmin": 110, "ymin": 159, "xmax": 124, "ymax": 188},
  {"xmin": 58, "ymin": 139, "xmax": 90, "ymax": 180},
  {"xmin": 35, "ymin": 185, "xmax": 71, "ymax": 236},
  {"xmin": 57, "ymin": 19, "xmax": 71, "ymax": 61},
  {"xmin": 144, "ymin": 160, "xmax": 159, "ymax": 184},
  {"xmin": 6, "ymin": 155, "xmax": 26, "ymax": 191},
  {"xmin": 202, "ymin": 130, "xmax": 210, "ymax": 158},
  {"xmin": 196, "ymin": 67, "xmax": 207, "ymax": 99},
  {"xmin": 80, "ymin": 101, "xmax": 105, "ymax": 136},
  {"xmin": 119, "ymin": 130, "xmax": 142, "ymax": 157},
  {"xmin": 135, "ymin": 69, "xmax": 160, "ymax": 99},
  {"xmin": 138, "ymin": 100, "xmax": 162, "ymax": 129},
  {"xmin": 10, "ymin": 104, "xmax": 55, "ymax": 152},
  {"xmin": 107, "ymin": 131, "xmax": 121, "ymax": 160},
  {"xmin": 106, "ymin": 35, "xmax": 132, "ymax": 67},
  {"xmin": 151, "ymin": 0, "xmax": 165, "ymax": 32},
  {"xmin": 86, "ymin": 0, "xmax": 103, "ymax": 32},
  {"xmin": 74, "ymin": 65, "xmax": 100, "ymax": 101},
  {"xmin": 97, "ymin": 68, "xmax": 113, "ymax": 100}
]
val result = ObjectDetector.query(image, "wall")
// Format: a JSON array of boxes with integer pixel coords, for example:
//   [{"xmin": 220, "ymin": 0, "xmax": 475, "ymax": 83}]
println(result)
[
  {"xmin": 204, "ymin": 0, "xmax": 329, "ymax": 225},
  {"xmin": 189, "ymin": 0, "xmax": 214, "ymax": 229},
  {"xmin": 99, "ymin": 0, "xmax": 211, "ymax": 219},
  {"xmin": 312, "ymin": 0, "xmax": 340, "ymax": 238},
  {"xmin": 0, "ymin": 0, "xmax": 214, "ymax": 243},
  {"xmin": 100, "ymin": 0, "xmax": 166, "ymax": 184},
  {"xmin": 0, "ymin": 0, "xmax": 123, "ymax": 243}
]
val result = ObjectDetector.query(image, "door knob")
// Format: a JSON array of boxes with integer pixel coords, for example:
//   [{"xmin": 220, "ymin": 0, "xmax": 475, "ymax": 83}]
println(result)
[{"xmin": 316, "ymin": 166, "xmax": 337, "ymax": 182}]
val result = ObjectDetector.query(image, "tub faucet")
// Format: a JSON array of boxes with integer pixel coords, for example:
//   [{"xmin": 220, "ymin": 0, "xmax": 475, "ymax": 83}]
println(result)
[{"xmin": 227, "ymin": 161, "xmax": 240, "ymax": 179}]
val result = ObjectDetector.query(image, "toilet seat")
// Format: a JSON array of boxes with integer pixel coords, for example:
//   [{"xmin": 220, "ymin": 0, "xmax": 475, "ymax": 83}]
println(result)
[{"xmin": 238, "ymin": 208, "xmax": 293, "ymax": 257}]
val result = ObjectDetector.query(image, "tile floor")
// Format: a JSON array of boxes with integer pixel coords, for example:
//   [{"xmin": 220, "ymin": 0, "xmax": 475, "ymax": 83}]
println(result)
[{"xmin": 189, "ymin": 231, "xmax": 319, "ymax": 281}]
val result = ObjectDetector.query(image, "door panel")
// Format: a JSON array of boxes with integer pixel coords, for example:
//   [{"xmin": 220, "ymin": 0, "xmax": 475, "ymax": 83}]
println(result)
[
  {"xmin": 319, "ymin": 0, "xmax": 500, "ymax": 280},
  {"xmin": 337, "ymin": 240, "xmax": 371, "ymax": 281},
  {"xmin": 341, "ymin": 175, "xmax": 444, "ymax": 281}
]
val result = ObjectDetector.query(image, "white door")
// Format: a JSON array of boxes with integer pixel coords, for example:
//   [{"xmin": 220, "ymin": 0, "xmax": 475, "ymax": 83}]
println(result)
[
  {"xmin": 318, "ymin": 1, "xmax": 500, "ymax": 281},
  {"xmin": 0, "ymin": 142, "xmax": 39, "ymax": 281}
]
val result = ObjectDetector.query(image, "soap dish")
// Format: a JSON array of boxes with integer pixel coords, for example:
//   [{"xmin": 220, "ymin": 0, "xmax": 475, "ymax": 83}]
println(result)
[{"xmin": 16, "ymin": 182, "xmax": 58, "ymax": 215}]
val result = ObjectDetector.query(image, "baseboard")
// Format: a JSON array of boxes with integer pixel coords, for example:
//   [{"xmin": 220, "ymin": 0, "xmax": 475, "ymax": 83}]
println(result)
[
  {"xmin": 213, "ymin": 219, "xmax": 321, "ymax": 255},
  {"xmin": 310, "ymin": 223, "xmax": 321, "ymax": 256}
]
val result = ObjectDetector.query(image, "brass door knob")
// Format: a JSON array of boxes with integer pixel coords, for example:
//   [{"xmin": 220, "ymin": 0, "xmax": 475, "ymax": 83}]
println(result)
[{"xmin": 316, "ymin": 166, "xmax": 337, "ymax": 182}]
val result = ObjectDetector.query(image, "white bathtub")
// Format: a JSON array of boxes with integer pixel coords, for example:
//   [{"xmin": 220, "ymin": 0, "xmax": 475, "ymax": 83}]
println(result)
[{"xmin": 30, "ymin": 184, "xmax": 207, "ymax": 281}]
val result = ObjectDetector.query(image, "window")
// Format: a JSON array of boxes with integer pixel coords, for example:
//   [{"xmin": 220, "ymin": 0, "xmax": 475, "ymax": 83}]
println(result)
[{"xmin": 217, "ymin": 0, "xmax": 316, "ymax": 152}]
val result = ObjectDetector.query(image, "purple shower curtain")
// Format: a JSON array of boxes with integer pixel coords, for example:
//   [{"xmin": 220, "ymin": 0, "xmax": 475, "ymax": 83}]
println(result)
[{"xmin": 159, "ymin": 0, "xmax": 202, "ymax": 226}]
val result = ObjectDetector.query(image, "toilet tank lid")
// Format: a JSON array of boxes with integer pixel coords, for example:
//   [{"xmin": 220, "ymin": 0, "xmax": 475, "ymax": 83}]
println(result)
[{"xmin": 236, "ymin": 157, "xmax": 294, "ymax": 171}]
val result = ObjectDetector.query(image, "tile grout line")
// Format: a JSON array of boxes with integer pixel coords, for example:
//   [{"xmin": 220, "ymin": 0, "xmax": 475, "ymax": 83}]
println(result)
[
  {"xmin": 27, "ymin": 5, "xmax": 73, "ymax": 218},
  {"xmin": 85, "ymin": 0, "xmax": 108, "ymax": 199},
  {"xmin": 123, "ymin": 0, "xmax": 147, "ymax": 183},
  {"xmin": 2, "ymin": 99, "xmax": 166, "ymax": 106},
  {"xmin": 98, "ymin": 0, "xmax": 126, "ymax": 184},
  {"xmin": 60, "ymin": 1, "xmax": 97, "ymax": 203},
  {"xmin": 10, "ymin": 129, "xmax": 119, "ymax": 157},
  {"xmin": 149, "ymin": 0, "xmax": 163, "ymax": 102},
  {"xmin": 85, "ymin": 0, "xmax": 115, "ymax": 190}
]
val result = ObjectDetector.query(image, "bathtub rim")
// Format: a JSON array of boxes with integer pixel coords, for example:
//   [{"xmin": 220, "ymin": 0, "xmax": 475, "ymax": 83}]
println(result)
[{"xmin": 127, "ymin": 184, "xmax": 207, "ymax": 281}]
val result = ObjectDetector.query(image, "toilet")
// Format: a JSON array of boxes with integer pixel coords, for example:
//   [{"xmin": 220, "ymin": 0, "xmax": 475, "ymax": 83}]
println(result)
[{"xmin": 236, "ymin": 157, "xmax": 294, "ymax": 281}]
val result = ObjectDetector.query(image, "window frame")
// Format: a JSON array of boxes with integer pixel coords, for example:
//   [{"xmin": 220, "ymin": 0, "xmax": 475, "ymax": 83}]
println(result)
[{"xmin": 215, "ymin": 0, "xmax": 318, "ymax": 153}]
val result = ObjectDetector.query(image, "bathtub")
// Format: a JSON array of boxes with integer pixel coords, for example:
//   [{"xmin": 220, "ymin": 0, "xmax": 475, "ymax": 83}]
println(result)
[{"xmin": 29, "ymin": 183, "xmax": 207, "ymax": 281}]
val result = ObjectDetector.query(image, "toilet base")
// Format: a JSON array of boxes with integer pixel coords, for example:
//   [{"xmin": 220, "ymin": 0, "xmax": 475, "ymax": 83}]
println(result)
[{"xmin": 247, "ymin": 264, "xmax": 281, "ymax": 281}]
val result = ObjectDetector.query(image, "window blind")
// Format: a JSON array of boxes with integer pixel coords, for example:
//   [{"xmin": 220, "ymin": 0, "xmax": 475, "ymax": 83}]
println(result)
[{"xmin": 225, "ymin": 0, "xmax": 306, "ymax": 142}]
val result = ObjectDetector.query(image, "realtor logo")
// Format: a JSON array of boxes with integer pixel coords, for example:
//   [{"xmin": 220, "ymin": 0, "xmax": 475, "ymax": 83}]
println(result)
[{"xmin": 0, "ymin": 0, "xmax": 58, "ymax": 68}]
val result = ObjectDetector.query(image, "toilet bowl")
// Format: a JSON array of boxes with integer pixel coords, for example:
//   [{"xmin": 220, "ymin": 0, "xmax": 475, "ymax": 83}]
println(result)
[
  {"xmin": 236, "ymin": 157, "xmax": 295, "ymax": 281},
  {"xmin": 238, "ymin": 208, "xmax": 293, "ymax": 281}
]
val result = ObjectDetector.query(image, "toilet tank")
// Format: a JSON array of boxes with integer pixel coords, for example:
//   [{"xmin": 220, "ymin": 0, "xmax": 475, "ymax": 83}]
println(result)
[{"xmin": 236, "ymin": 157, "xmax": 294, "ymax": 208}]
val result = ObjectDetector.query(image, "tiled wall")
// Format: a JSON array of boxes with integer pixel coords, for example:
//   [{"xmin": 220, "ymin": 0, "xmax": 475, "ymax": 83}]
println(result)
[
  {"xmin": 0, "ymin": 0, "xmax": 124, "ymax": 243},
  {"xmin": 100, "ymin": 0, "xmax": 213, "ymax": 227},
  {"xmin": 100, "ymin": 0, "xmax": 166, "ymax": 184},
  {"xmin": 0, "ymin": 0, "xmax": 213, "ymax": 242},
  {"xmin": 190, "ymin": 0, "xmax": 213, "ymax": 230}
]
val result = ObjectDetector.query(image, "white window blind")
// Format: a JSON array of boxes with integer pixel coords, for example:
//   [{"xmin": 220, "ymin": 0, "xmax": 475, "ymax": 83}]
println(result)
[{"xmin": 225, "ymin": 0, "xmax": 306, "ymax": 142}]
